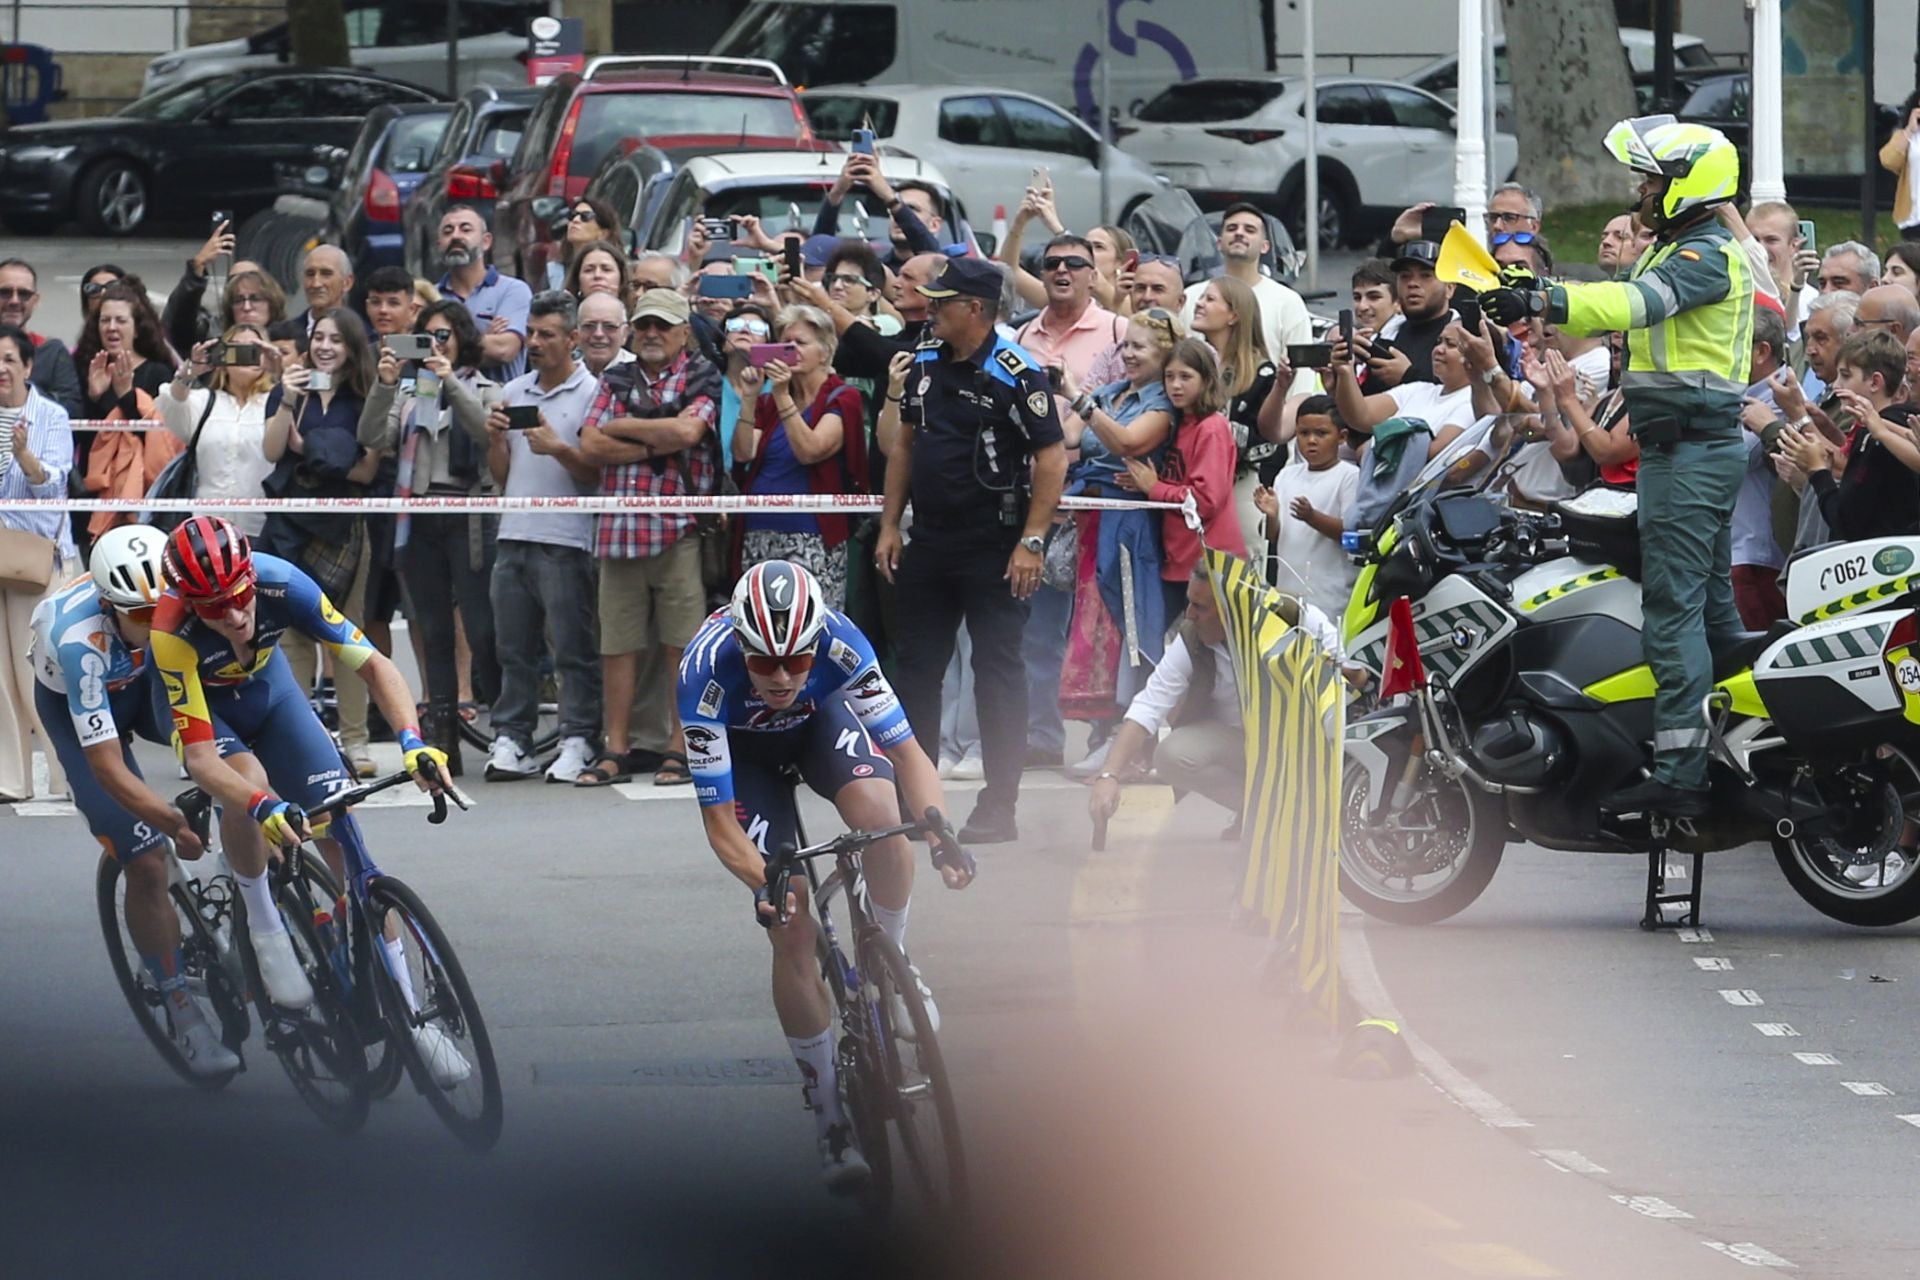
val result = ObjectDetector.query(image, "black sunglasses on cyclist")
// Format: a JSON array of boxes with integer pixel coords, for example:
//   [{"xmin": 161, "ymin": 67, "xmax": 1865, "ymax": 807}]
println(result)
[
  {"xmin": 745, "ymin": 652, "xmax": 815, "ymax": 677},
  {"xmin": 1042, "ymin": 255, "xmax": 1093, "ymax": 272}
]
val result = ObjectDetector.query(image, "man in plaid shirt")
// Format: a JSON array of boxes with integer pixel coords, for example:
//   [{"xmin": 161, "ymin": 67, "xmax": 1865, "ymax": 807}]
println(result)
[{"xmin": 577, "ymin": 288, "xmax": 723, "ymax": 788}]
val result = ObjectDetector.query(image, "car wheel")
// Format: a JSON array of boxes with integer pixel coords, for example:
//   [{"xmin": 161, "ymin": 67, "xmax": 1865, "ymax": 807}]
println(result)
[
  {"xmin": 77, "ymin": 160, "xmax": 150, "ymax": 236},
  {"xmin": 1282, "ymin": 167, "xmax": 1355, "ymax": 250}
]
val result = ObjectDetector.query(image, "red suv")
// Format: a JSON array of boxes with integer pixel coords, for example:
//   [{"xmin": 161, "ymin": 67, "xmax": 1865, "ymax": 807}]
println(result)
[{"xmin": 490, "ymin": 56, "xmax": 815, "ymax": 285}]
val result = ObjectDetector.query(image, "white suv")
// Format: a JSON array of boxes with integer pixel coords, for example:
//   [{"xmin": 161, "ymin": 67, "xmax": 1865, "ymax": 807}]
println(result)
[{"xmin": 1117, "ymin": 76, "xmax": 1518, "ymax": 250}]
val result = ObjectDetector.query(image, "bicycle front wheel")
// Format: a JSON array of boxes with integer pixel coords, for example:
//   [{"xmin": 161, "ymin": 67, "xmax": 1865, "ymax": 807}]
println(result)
[
  {"xmin": 368, "ymin": 875, "xmax": 504, "ymax": 1151},
  {"xmin": 863, "ymin": 933, "xmax": 968, "ymax": 1217},
  {"xmin": 95, "ymin": 853, "xmax": 243, "ymax": 1090}
]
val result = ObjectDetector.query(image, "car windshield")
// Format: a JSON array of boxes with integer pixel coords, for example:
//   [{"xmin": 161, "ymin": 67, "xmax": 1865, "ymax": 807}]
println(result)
[
  {"xmin": 705, "ymin": 181, "xmax": 931, "ymax": 235},
  {"xmin": 803, "ymin": 95, "xmax": 900, "ymax": 141},
  {"xmin": 569, "ymin": 92, "xmax": 806, "ymax": 177},
  {"xmin": 385, "ymin": 111, "xmax": 452, "ymax": 173},
  {"xmin": 118, "ymin": 76, "xmax": 234, "ymax": 121},
  {"xmin": 1135, "ymin": 80, "xmax": 1288, "ymax": 123},
  {"xmin": 713, "ymin": 3, "xmax": 898, "ymax": 87}
]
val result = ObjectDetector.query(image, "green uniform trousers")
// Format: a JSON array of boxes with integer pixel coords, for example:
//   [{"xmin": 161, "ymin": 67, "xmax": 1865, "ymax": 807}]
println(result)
[{"xmin": 1636, "ymin": 434, "xmax": 1747, "ymax": 790}]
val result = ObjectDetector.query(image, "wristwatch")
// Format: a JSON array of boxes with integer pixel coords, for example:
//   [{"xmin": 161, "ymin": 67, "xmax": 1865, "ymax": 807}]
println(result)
[
  {"xmin": 1479, "ymin": 366, "xmax": 1502, "ymax": 386},
  {"xmin": 1019, "ymin": 534, "xmax": 1046, "ymax": 556}
]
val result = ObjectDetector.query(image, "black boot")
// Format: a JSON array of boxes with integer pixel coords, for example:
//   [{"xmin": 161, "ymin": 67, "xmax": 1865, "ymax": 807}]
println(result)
[{"xmin": 1602, "ymin": 776, "xmax": 1708, "ymax": 819}]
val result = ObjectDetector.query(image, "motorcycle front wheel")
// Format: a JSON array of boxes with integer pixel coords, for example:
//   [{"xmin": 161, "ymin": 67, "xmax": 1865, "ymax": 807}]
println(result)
[
  {"xmin": 1773, "ymin": 746, "xmax": 1920, "ymax": 927},
  {"xmin": 1339, "ymin": 755, "xmax": 1506, "ymax": 925}
]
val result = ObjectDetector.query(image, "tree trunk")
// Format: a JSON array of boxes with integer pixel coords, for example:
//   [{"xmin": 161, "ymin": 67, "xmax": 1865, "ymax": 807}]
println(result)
[
  {"xmin": 287, "ymin": 0, "xmax": 352, "ymax": 68},
  {"xmin": 1501, "ymin": 0, "xmax": 1640, "ymax": 207}
]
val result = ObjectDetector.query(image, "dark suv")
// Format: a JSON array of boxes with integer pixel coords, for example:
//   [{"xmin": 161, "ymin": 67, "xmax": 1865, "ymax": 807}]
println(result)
[
  {"xmin": 490, "ymin": 56, "xmax": 815, "ymax": 284},
  {"xmin": 402, "ymin": 85, "xmax": 540, "ymax": 281}
]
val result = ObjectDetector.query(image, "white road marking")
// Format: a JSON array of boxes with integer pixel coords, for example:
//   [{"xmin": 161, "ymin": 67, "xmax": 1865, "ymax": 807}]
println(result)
[
  {"xmin": 1842, "ymin": 1081, "xmax": 1893, "ymax": 1096},
  {"xmin": 1612, "ymin": 1195, "xmax": 1693, "ymax": 1219},
  {"xmin": 1895, "ymin": 1114, "xmax": 1920, "ymax": 1128},
  {"xmin": 1340, "ymin": 913, "xmax": 1533, "ymax": 1129},
  {"xmin": 1704, "ymin": 1241, "xmax": 1796, "ymax": 1268},
  {"xmin": 1693, "ymin": 957, "xmax": 1733, "ymax": 971},
  {"xmin": 1675, "ymin": 927, "xmax": 1714, "ymax": 942},
  {"xmin": 611, "ymin": 775, "xmax": 1089, "ymax": 801},
  {"xmin": 1791, "ymin": 1052, "xmax": 1839, "ymax": 1066},
  {"xmin": 1535, "ymin": 1148, "xmax": 1608, "ymax": 1175},
  {"xmin": 1752, "ymin": 1022, "xmax": 1800, "ymax": 1037},
  {"xmin": 10, "ymin": 800, "xmax": 78, "ymax": 817},
  {"xmin": 1719, "ymin": 989, "xmax": 1764, "ymax": 1006}
]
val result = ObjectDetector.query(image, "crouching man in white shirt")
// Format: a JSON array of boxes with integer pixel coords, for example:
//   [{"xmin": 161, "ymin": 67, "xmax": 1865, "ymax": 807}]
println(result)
[{"xmin": 1087, "ymin": 563, "xmax": 1349, "ymax": 828}]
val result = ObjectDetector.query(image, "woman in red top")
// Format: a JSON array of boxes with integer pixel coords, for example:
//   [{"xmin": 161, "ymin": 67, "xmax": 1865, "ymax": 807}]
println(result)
[{"xmin": 1120, "ymin": 337, "xmax": 1249, "ymax": 621}]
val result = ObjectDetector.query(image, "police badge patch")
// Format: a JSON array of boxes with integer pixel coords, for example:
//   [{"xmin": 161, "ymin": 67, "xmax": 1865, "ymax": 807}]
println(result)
[{"xmin": 1027, "ymin": 391, "xmax": 1050, "ymax": 416}]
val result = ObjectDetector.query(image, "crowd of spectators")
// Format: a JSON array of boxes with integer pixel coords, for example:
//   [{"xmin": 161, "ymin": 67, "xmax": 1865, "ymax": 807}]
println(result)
[{"xmin": 11, "ymin": 134, "xmax": 1920, "ymax": 829}]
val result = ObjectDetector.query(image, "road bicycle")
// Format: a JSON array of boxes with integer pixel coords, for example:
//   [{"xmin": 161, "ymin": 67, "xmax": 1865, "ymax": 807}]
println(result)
[{"xmin": 763, "ymin": 795, "xmax": 974, "ymax": 1219}]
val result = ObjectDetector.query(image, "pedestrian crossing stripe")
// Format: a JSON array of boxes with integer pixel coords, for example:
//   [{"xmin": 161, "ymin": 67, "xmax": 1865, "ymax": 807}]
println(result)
[
  {"xmin": 1518, "ymin": 567, "xmax": 1620, "ymax": 612},
  {"xmin": 1802, "ymin": 573, "xmax": 1915, "ymax": 622}
]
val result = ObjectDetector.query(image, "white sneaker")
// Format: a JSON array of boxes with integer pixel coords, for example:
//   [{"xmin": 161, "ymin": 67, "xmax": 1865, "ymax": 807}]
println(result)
[
  {"xmin": 1068, "ymin": 736, "xmax": 1114, "ymax": 779},
  {"xmin": 250, "ymin": 925, "xmax": 314, "ymax": 1010},
  {"xmin": 950, "ymin": 756, "xmax": 984, "ymax": 781},
  {"xmin": 172, "ymin": 1008, "xmax": 241, "ymax": 1077},
  {"xmin": 937, "ymin": 756, "xmax": 956, "ymax": 780},
  {"xmin": 890, "ymin": 961, "xmax": 941, "ymax": 1039},
  {"xmin": 411, "ymin": 1022, "xmax": 473, "ymax": 1088},
  {"xmin": 545, "ymin": 735, "xmax": 594, "ymax": 784},
  {"xmin": 485, "ymin": 735, "xmax": 536, "ymax": 781},
  {"xmin": 819, "ymin": 1122, "xmax": 872, "ymax": 1195}
]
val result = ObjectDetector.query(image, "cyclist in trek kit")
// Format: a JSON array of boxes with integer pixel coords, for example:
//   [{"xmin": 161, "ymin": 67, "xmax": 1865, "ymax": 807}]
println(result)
[
  {"xmin": 678, "ymin": 560, "xmax": 975, "ymax": 1192},
  {"xmin": 148, "ymin": 516, "xmax": 453, "ymax": 1045},
  {"xmin": 29, "ymin": 525, "xmax": 240, "ymax": 1077}
]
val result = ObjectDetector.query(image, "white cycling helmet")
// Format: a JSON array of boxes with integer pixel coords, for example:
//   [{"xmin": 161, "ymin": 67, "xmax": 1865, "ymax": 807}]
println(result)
[
  {"xmin": 90, "ymin": 523, "xmax": 168, "ymax": 610},
  {"xmin": 729, "ymin": 560, "xmax": 827, "ymax": 658}
]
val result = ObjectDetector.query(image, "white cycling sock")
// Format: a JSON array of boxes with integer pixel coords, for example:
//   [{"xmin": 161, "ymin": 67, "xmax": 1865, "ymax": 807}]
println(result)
[
  {"xmin": 382, "ymin": 935, "xmax": 419, "ymax": 1012},
  {"xmin": 235, "ymin": 870, "xmax": 283, "ymax": 935},
  {"xmin": 787, "ymin": 1028, "xmax": 844, "ymax": 1136},
  {"xmin": 869, "ymin": 898, "xmax": 910, "ymax": 954}
]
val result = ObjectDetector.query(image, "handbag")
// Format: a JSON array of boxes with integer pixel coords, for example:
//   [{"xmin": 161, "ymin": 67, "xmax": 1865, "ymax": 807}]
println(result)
[
  {"xmin": 1041, "ymin": 515, "xmax": 1079, "ymax": 592},
  {"xmin": 0, "ymin": 525, "xmax": 56, "ymax": 594},
  {"xmin": 670, "ymin": 444, "xmax": 736, "ymax": 609},
  {"xmin": 141, "ymin": 390, "xmax": 217, "ymax": 534}
]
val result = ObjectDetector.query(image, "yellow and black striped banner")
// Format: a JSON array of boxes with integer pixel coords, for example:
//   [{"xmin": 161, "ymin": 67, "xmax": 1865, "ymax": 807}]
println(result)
[{"xmin": 1205, "ymin": 548, "xmax": 1347, "ymax": 1026}]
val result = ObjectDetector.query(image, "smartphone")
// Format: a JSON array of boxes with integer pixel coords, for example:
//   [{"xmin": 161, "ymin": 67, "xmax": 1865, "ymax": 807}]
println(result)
[
  {"xmin": 1797, "ymin": 219, "xmax": 1817, "ymax": 255},
  {"xmin": 1121, "ymin": 248, "xmax": 1140, "ymax": 275},
  {"xmin": 697, "ymin": 215, "xmax": 734, "ymax": 242},
  {"xmin": 736, "ymin": 255, "xmax": 780, "ymax": 287},
  {"xmin": 209, "ymin": 210, "xmax": 232, "ymax": 289},
  {"xmin": 382, "ymin": 333, "xmax": 435, "ymax": 360},
  {"xmin": 504, "ymin": 405, "xmax": 541, "ymax": 430},
  {"xmin": 748, "ymin": 342, "xmax": 801, "ymax": 368},
  {"xmin": 1030, "ymin": 165, "xmax": 1051, "ymax": 191},
  {"xmin": 216, "ymin": 342, "xmax": 261, "ymax": 367},
  {"xmin": 697, "ymin": 274, "xmax": 755, "ymax": 299},
  {"xmin": 783, "ymin": 238, "xmax": 803, "ymax": 280},
  {"xmin": 1338, "ymin": 308, "xmax": 1355, "ymax": 355},
  {"xmin": 851, "ymin": 127, "xmax": 876, "ymax": 155},
  {"xmin": 1286, "ymin": 342, "xmax": 1334, "ymax": 367},
  {"xmin": 305, "ymin": 369, "xmax": 333, "ymax": 392},
  {"xmin": 1422, "ymin": 205, "xmax": 1467, "ymax": 243},
  {"xmin": 1453, "ymin": 294, "xmax": 1483, "ymax": 335}
]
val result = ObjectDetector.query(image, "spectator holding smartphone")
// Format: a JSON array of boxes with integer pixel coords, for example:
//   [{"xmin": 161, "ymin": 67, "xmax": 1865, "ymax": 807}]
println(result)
[
  {"xmin": 160, "ymin": 327, "xmax": 281, "ymax": 534},
  {"xmin": 815, "ymin": 152, "xmax": 944, "ymax": 266}
]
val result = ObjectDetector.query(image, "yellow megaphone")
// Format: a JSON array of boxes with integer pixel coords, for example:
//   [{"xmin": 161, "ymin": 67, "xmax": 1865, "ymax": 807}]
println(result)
[{"xmin": 1436, "ymin": 222, "xmax": 1503, "ymax": 292}]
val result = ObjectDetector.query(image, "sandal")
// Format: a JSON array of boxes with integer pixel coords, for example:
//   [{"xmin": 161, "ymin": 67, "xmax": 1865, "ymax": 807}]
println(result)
[
  {"xmin": 653, "ymin": 750, "xmax": 693, "ymax": 787},
  {"xmin": 457, "ymin": 701, "xmax": 480, "ymax": 725},
  {"xmin": 575, "ymin": 752, "xmax": 632, "ymax": 787}
]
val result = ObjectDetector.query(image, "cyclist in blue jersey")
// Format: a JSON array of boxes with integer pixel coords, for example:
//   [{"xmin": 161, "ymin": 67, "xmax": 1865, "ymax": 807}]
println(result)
[
  {"xmin": 678, "ymin": 559, "xmax": 974, "ymax": 1192},
  {"xmin": 29, "ymin": 525, "xmax": 241, "ymax": 1077},
  {"xmin": 150, "ymin": 516, "xmax": 451, "ymax": 1030}
]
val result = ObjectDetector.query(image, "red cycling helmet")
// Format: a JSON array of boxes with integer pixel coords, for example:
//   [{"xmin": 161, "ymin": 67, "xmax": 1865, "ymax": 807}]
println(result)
[{"xmin": 164, "ymin": 515, "xmax": 254, "ymax": 599}]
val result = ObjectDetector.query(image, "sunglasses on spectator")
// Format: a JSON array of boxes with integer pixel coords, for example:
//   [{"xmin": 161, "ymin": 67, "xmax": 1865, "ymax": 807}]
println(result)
[
  {"xmin": 81, "ymin": 278, "xmax": 122, "ymax": 299},
  {"xmin": 1490, "ymin": 232, "xmax": 1538, "ymax": 248},
  {"xmin": 188, "ymin": 576, "xmax": 256, "ymax": 620},
  {"xmin": 425, "ymin": 327, "xmax": 455, "ymax": 342},
  {"xmin": 1136, "ymin": 307, "xmax": 1178, "ymax": 332},
  {"xmin": 825, "ymin": 273, "xmax": 871, "ymax": 289},
  {"xmin": 1042, "ymin": 255, "xmax": 1094, "ymax": 272},
  {"xmin": 725, "ymin": 317, "xmax": 770, "ymax": 335},
  {"xmin": 745, "ymin": 652, "xmax": 814, "ymax": 677},
  {"xmin": 569, "ymin": 208, "xmax": 600, "ymax": 223},
  {"xmin": 230, "ymin": 292, "xmax": 270, "ymax": 307},
  {"xmin": 633, "ymin": 317, "xmax": 678, "ymax": 332},
  {"xmin": 0, "ymin": 286, "xmax": 35, "ymax": 301},
  {"xmin": 1136, "ymin": 253, "xmax": 1180, "ymax": 267}
]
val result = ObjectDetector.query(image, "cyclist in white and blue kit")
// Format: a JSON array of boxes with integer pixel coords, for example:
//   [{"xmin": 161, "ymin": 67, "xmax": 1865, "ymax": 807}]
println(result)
[{"xmin": 677, "ymin": 559, "xmax": 974, "ymax": 1193}]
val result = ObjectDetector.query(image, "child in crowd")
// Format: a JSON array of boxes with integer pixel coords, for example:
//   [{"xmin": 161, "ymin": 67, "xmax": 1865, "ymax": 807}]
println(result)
[{"xmin": 1255, "ymin": 395, "xmax": 1358, "ymax": 626}]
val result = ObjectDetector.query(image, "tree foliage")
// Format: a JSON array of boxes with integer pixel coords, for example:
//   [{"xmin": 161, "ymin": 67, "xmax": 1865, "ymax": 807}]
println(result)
[
  {"xmin": 287, "ymin": 0, "xmax": 352, "ymax": 68},
  {"xmin": 1501, "ymin": 0, "xmax": 1640, "ymax": 207}
]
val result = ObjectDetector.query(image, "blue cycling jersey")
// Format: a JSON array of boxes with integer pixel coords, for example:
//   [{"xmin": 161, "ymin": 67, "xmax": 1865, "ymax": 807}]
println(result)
[
  {"xmin": 676, "ymin": 608, "xmax": 914, "ymax": 807},
  {"xmin": 29, "ymin": 576, "xmax": 151, "ymax": 749}
]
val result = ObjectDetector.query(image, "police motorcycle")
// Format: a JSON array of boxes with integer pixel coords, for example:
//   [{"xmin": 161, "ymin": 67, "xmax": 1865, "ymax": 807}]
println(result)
[{"xmin": 1337, "ymin": 417, "xmax": 1920, "ymax": 930}]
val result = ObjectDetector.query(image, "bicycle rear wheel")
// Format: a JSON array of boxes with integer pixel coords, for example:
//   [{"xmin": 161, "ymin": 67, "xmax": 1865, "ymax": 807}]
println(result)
[
  {"xmin": 816, "ymin": 931, "xmax": 894, "ymax": 1216},
  {"xmin": 95, "ymin": 853, "xmax": 244, "ymax": 1089},
  {"xmin": 238, "ymin": 864, "xmax": 369, "ymax": 1133},
  {"xmin": 864, "ymin": 933, "xmax": 968, "ymax": 1217},
  {"xmin": 367, "ymin": 875, "xmax": 504, "ymax": 1151}
]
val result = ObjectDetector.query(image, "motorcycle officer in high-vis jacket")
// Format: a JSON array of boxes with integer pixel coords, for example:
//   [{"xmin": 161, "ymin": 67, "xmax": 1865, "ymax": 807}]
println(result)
[{"xmin": 1482, "ymin": 116, "xmax": 1756, "ymax": 819}]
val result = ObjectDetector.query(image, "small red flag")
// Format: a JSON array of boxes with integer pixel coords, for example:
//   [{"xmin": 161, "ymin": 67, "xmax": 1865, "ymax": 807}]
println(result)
[{"xmin": 1377, "ymin": 596, "xmax": 1427, "ymax": 699}]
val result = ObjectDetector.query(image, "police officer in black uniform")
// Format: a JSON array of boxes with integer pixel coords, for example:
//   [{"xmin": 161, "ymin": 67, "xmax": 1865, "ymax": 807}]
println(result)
[{"xmin": 875, "ymin": 257, "xmax": 1068, "ymax": 844}]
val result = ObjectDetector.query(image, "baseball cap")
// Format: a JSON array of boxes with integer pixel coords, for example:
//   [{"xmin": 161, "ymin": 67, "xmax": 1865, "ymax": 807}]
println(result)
[
  {"xmin": 630, "ymin": 287, "xmax": 690, "ymax": 325},
  {"xmin": 1391, "ymin": 240, "xmax": 1441, "ymax": 272},
  {"xmin": 800, "ymin": 234, "xmax": 842, "ymax": 269},
  {"xmin": 918, "ymin": 256, "xmax": 1002, "ymax": 302}
]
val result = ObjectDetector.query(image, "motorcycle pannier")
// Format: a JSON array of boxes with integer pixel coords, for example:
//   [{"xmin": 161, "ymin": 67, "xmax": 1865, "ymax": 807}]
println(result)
[{"xmin": 1552, "ymin": 489, "xmax": 1640, "ymax": 581}]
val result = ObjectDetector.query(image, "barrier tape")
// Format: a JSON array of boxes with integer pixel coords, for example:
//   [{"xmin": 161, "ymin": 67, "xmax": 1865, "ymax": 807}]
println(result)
[
  {"xmin": 0, "ymin": 492, "xmax": 1187, "ymax": 515},
  {"xmin": 69, "ymin": 419, "xmax": 163, "ymax": 432}
]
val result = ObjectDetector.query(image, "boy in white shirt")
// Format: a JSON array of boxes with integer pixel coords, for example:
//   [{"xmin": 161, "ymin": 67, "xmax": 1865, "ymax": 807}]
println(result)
[{"xmin": 1255, "ymin": 396, "xmax": 1359, "ymax": 627}]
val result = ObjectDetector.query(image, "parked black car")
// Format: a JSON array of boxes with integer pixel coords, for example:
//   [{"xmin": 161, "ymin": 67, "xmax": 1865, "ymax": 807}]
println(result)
[
  {"xmin": 1677, "ymin": 72, "xmax": 1899, "ymax": 207},
  {"xmin": 326, "ymin": 102, "xmax": 456, "ymax": 273},
  {"xmin": 402, "ymin": 84, "xmax": 539, "ymax": 281},
  {"xmin": 0, "ymin": 68, "xmax": 443, "ymax": 236}
]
